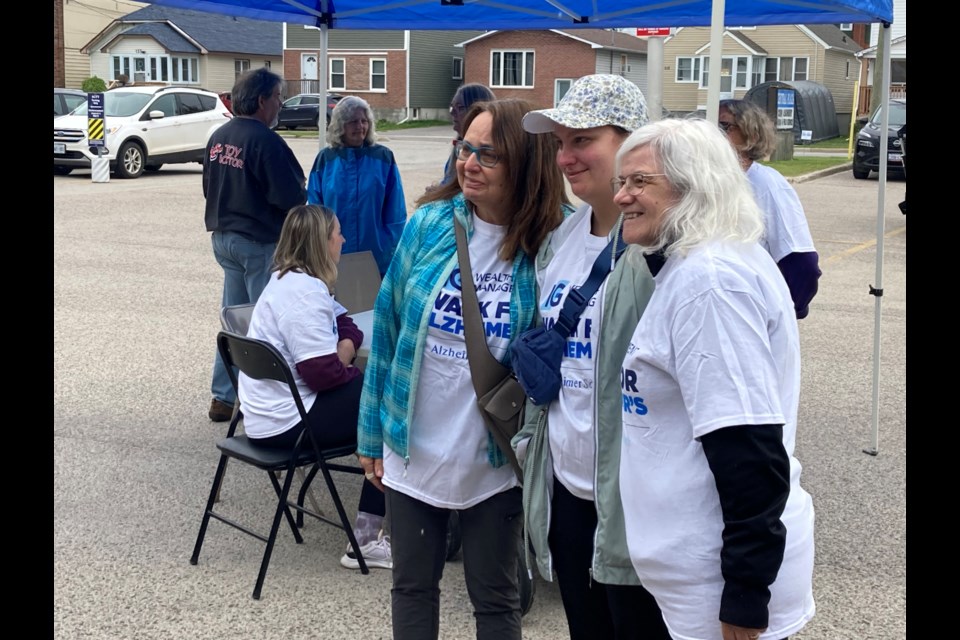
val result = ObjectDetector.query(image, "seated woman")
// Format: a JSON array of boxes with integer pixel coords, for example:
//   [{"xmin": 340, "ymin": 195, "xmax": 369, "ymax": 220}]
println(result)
[{"xmin": 239, "ymin": 204, "xmax": 390, "ymax": 569}]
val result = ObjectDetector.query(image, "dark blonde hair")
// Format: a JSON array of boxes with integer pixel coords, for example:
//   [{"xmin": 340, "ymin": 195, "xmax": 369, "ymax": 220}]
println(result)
[
  {"xmin": 273, "ymin": 204, "xmax": 339, "ymax": 288},
  {"xmin": 417, "ymin": 98, "xmax": 568, "ymax": 261},
  {"xmin": 719, "ymin": 99, "xmax": 776, "ymax": 161}
]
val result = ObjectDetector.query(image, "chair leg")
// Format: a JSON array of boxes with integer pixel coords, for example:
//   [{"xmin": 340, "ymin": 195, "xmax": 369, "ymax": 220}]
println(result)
[
  {"xmin": 296, "ymin": 464, "xmax": 323, "ymax": 528},
  {"xmin": 253, "ymin": 464, "xmax": 300, "ymax": 600},
  {"xmin": 267, "ymin": 469, "xmax": 304, "ymax": 544},
  {"xmin": 318, "ymin": 461, "xmax": 369, "ymax": 575},
  {"xmin": 191, "ymin": 453, "xmax": 230, "ymax": 565}
]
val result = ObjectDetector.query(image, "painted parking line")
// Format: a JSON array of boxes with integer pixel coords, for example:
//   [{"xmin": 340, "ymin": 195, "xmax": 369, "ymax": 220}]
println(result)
[{"xmin": 823, "ymin": 225, "xmax": 906, "ymax": 265}]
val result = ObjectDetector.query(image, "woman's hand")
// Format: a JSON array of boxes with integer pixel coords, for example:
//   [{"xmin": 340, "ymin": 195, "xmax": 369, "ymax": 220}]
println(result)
[
  {"xmin": 721, "ymin": 622, "xmax": 766, "ymax": 640},
  {"xmin": 358, "ymin": 455, "xmax": 385, "ymax": 492}
]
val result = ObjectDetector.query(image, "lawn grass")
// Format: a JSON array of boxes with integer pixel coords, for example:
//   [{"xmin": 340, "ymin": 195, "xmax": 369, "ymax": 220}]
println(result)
[
  {"xmin": 760, "ymin": 156, "xmax": 850, "ymax": 177},
  {"xmin": 803, "ymin": 136, "xmax": 852, "ymax": 150}
]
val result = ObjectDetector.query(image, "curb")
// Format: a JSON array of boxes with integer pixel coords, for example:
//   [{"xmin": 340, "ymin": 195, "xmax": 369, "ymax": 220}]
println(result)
[{"xmin": 787, "ymin": 161, "xmax": 852, "ymax": 184}]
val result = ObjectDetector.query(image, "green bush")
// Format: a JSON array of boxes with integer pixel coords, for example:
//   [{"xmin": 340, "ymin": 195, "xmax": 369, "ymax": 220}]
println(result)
[{"xmin": 81, "ymin": 76, "xmax": 107, "ymax": 93}]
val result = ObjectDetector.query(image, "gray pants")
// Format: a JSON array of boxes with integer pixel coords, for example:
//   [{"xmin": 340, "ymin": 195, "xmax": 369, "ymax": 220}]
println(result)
[{"xmin": 385, "ymin": 486, "xmax": 523, "ymax": 640}]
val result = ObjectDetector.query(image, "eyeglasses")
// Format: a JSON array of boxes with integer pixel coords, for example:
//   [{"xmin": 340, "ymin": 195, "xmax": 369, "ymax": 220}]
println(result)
[
  {"xmin": 455, "ymin": 140, "xmax": 500, "ymax": 168},
  {"xmin": 718, "ymin": 121, "xmax": 738, "ymax": 133},
  {"xmin": 610, "ymin": 173, "xmax": 667, "ymax": 195}
]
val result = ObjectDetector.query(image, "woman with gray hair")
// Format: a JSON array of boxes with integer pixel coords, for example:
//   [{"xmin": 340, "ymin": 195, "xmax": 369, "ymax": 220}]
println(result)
[
  {"xmin": 612, "ymin": 118, "xmax": 816, "ymax": 640},
  {"xmin": 307, "ymin": 96, "xmax": 407, "ymax": 275}
]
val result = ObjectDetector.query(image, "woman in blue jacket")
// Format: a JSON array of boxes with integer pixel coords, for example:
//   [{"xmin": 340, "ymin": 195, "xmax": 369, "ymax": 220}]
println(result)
[{"xmin": 308, "ymin": 96, "xmax": 407, "ymax": 275}]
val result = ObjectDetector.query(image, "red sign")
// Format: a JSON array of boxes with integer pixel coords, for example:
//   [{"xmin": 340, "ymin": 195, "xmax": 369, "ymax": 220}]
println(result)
[{"xmin": 636, "ymin": 28, "xmax": 671, "ymax": 36}]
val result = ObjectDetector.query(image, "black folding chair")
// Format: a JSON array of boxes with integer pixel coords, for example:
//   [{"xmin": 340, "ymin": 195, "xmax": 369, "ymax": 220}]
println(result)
[{"xmin": 190, "ymin": 330, "xmax": 369, "ymax": 600}]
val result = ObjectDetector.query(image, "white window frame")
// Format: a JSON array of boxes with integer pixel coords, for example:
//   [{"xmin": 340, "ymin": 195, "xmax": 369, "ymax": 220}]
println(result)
[
  {"xmin": 490, "ymin": 49, "xmax": 535, "ymax": 88},
  {"xmin": 675, "ymin": 56, "xmax": 700, "ymax": 83},
  {"xmin": 330, "ymin": 58, "xmax": 346, "ymax": 90},
  {"xmin": 111, "ymin": 54, "xmax": 198, "ymax": 84},
  {"xmin": 369, "ymin": 58, "xmax": 386, "ymax": 91},
  {"xmin": 792, "ymin": 57, "xmax": 808, "ymax": 81},
  {"xmin": 699, "ymin": 55, "xmax": 751, "ymax": 90},
  {"xmin": 619, "ymin": 54, "xmax": 629, "ymax": 75},
  {"xmin": 764, "ymin": 57, "xmax": 780, "ymax": 83},
  {"xmin": 845, "ymin": 60, "xmax": 851, "ymax": 80},
  {"xmin": 452, "ymin": 57, "xmax": 463, "ymax": 80},
  {"xmin": 554, "ymin": 78, "xmax": 574, "ymax": 106},
  {"xmin": 840, "ymin": 23, "xmax": 853, "ymax": 31},
  {"xmin": 234, "ymin": 59, "xmax": 251, "ymax": 78}
]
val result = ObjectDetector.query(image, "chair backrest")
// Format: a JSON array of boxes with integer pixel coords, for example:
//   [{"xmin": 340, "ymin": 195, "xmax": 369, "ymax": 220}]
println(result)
[
  {"xmin": 216, "ymin": 331, "xmax": 309, "ymax": 423},
  {"xmin": 334, "ymin": 251, "xmax": 382, "ymax": 313},
  {"xmin": 220, "ymin": 303, "xmax": 257, "ymax": 335}
]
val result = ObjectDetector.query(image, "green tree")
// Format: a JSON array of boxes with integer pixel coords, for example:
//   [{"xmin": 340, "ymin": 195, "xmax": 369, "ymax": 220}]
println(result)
[{"xmin": 82, "ymin": 76, "xmax": 107, "ymax": 93}]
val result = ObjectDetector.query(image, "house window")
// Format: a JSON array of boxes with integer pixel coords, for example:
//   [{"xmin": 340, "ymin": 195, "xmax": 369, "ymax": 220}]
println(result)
[
  {"xmin": 845, "ymin": 60, "xmax": 851, "ymax": 80},
  {"xmin": 675, "ymin": 56, "xmax": 700, "ymax": 83},
  {"xmin": 840, "ymin": 23, "xmax": 853, "ymax": 31},
  {"xmin": 700, "ymin": 55, "xmax": 750, "ymax": 91},
  {"xmin": 555, "ymin": 79, "xmax": 573, "ymax": 106},
  {"xmin": 370, "ymin": 59, "xmax": 386, "ymax": 91},
  {"xmin": 263, "ymin": 61, "xmax": 271, "ymax": 69},
  {"xmin": 619, "ymin": 54, "xmax": 629, "ymax": 75},
  {"xmin": 764, "ymin": 57, "xmax": 779, "ymax": 82},
  {"xmin": 776, "ymin": 57, "xmax": 808, "ymax": 82},
  {"xmin": 330, "ymin": 58, "xmax": 346, "ymax": 90},
  {"xmin": 491, "ymin": 50, "xmax": 534, "ymax": 87},
  {"xmin": 235, "ymin": 59, "xmax": 251, "ymax": 78},
  {"xmin": 452, "ymin": 57, "xmax": 463, "ymax": 80}
]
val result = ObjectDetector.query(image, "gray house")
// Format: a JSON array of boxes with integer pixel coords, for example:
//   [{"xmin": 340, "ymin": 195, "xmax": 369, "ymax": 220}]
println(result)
[
  {"xmin": 283, "ymin": 26, "xmax": 483, "ymax": 121},
  {"xmin": 81, "ymin": 5, "xmax": 283, "ymax": 93}
]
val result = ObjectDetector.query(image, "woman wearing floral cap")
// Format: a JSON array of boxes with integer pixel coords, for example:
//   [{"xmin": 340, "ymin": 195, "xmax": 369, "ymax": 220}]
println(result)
[{"xmin": 513, "ymin": 74, "xmax": 669, "ymax": 639}]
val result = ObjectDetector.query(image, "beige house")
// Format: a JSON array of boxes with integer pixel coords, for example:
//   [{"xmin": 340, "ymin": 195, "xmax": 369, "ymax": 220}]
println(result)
[
  {"xmin": 57, "ymin": 0, "xmax": 147, "ymax": 88},
  {"xmin": 662, "ymin": 25, "xmax": 861, "ymax": 130}
]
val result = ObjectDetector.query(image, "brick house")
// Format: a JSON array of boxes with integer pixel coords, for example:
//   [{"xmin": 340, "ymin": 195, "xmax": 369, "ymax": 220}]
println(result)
[
  {"xmin": 282, "ymin": 26, "xmax": 483, "ymax": 122},
  {"xmin": 459, "ymin": 29, "xmax": 648, "ymax": 109}
]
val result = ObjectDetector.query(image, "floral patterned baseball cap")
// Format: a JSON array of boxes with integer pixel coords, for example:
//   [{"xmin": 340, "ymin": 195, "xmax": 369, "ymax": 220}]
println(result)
[{"xmin": 522, "ymin": 74, "xmax": 649, "ymax": 134}]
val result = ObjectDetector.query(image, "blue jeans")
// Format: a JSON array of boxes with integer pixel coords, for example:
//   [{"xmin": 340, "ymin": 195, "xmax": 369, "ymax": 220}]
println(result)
[{"xmin": 210, "ymin": 231, "xmax": 276, "ymax": 404}]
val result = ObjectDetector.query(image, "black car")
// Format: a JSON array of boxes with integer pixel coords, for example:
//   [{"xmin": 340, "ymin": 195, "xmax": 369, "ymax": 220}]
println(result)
[
  {"xmin": 853, "ymin": 99, "xmax": 906, "ymax": 180},
  {"xmin": 275, "ymin": 93, "xmax": 343, "ymax": 129},
  {"xmin": 54, "ymin": 88, "xmax": 87, "ymax": 118}
]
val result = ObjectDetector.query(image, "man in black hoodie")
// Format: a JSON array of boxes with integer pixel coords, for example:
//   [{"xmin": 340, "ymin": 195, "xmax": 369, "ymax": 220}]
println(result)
[{"xmin": 203, "ymin": 68, "xmax": 307, "ymax": 421}]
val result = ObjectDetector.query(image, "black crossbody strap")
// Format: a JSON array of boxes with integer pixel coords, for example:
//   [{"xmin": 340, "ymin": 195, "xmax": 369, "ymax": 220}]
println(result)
[
  {"xmin": 454, "ymin": 218, "xmax": 511, "ymax": 395},
  {"xmin": 552, "ymin": 223, "xmax": 627, "ymax": 338}
]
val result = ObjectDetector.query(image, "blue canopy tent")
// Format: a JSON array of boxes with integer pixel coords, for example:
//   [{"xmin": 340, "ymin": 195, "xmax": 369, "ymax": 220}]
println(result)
[{"xmin": 144, "ymin": 0, "xmax": 896, "ymax": 454}]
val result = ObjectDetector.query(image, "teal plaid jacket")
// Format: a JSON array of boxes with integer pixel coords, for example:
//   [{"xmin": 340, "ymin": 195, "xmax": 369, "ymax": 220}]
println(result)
[{"xmin": 356, "ymin": 193, "xmax": 541, "ymax": 468}]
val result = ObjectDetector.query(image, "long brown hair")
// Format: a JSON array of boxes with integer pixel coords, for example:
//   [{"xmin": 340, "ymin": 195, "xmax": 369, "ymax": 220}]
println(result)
[{"xmin": 418, "ymin": 98, "xmax": 568, "ymax": 261}]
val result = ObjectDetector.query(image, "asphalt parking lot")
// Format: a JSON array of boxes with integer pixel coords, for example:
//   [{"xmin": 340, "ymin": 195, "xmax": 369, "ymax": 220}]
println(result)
[{"xmin": 53, "ymin": 126, "xmax": 906, "ymax": 639}]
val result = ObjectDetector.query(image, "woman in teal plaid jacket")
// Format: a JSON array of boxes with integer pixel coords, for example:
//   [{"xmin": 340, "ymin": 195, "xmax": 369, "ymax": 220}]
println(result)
[{"xmin": 356, "ymin": 98, "xmax": 569, "ymax": 640}]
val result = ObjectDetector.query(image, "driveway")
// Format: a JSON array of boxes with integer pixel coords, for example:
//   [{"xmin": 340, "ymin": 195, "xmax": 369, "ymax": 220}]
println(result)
[{"xmin": 53, "ymin": 127, "xmax": 906, "ymax": 640}]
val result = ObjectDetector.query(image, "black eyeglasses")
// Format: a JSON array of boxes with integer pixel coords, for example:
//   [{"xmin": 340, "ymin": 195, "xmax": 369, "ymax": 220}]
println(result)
[
  {"xmin": 455, "ymin": 140, "xmax": 500, "ymax": 168},
  {"xmin": 610, "ymin": 173, "xmax": 667, "ymax": 195},
  {"xmin": 718, "ymin": 121, "xmax": 738, "ymax": 133}
]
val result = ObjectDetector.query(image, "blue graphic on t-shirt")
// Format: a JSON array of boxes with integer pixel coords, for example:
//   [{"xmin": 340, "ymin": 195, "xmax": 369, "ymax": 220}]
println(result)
[
  {"xmin": 429, "ymin": 269, "xmax": 513, "ymax": 338},
  {"xmin": 621, "ymin": 367, "xmax": 648, "ymax": 415}
]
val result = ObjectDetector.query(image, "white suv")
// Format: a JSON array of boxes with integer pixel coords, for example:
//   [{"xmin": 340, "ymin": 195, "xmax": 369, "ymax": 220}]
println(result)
[{"xmin": 53, "ymin": 85, "xmax": 232, "ymax": 178}]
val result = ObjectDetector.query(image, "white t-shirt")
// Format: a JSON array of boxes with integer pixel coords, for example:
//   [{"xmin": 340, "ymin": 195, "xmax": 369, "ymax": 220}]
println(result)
[
  {"xmin": 538, "ymin": 210, "xmax": 609, "ymax": 500},
  {"xmin": 239, "ymin": 271, "xmax": 341, "ymax": 438},
  {"xmin": 747, "ymin": 161, "xmax": 817, "ymax": 263},
  {"xmin": 383, "ymin": 215, "xmax": 519, "ymax": 508},
  {"xmin": 618, "ymin": 241, "xmax": 815, "ymax": 640}
]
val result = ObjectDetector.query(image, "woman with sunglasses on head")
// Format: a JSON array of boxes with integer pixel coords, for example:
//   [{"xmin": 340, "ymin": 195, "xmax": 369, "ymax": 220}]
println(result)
[
  {"xmin": 356, "ymin": 98, "xmax": 569, "ymax": 640},
  {"xmin": 613, "ymin": 118, "xmax": 816, "ymax": 640},
  {"xmin": 515, "ymin": 74, "xmax": 670, "ymax": 640},
  {"xmin": 307, "ymin": 96, "xmax": 407, "ymax": 276},
  {"xmin": 441, "ymin": 84, "xmax": 497, "ymax": 185},
  {"xmin": 718, "ymin": 99, "xmax": 821, "ymax": 319}
]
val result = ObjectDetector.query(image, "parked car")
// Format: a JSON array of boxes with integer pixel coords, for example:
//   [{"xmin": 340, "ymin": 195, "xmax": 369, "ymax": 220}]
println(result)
[
  {"xmin": 54, "ymin": 88, "xmax": 87, "ymax": 118},
  {"xmin": 53, "ymin": 85, "xmax": 232, "ymax": 178},
  {"xmin": 275, "ymin": 93, "xmax": 343, "ymax": 130},
  {"xmin": 853, "ymin": 99, "xmax": 906, "ymax": 180},
  {"xmin": 218, "ymin": 91, "xmax": 233, "ymax": 114}
]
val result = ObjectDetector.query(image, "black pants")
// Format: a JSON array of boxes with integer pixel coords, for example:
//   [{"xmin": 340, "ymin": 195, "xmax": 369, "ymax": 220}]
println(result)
[
  {"xmin": 549, "ymin": 478, "xmax": 670, "ymax": 640},
  {"xmin": 252, "ymin": 375, "xmax": 385, "ymax": 517},
  {"xmin": 386, "ymin": 486, "xmax": 523, "ymax": 640}
]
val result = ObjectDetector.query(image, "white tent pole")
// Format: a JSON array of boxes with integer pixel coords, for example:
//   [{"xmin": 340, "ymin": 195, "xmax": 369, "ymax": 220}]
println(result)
[
  {"xmin": 864, "ymin": 22, "xmax": 891, "ymax": 457},
  {"xmin": 319, "ymin": 19, "xmax": 328, "ymax": 153},
  {"xmin": 646, "ymin": 35, "xmax": 664, "ymax": 122},
  {"xmin": 705, "ymin": 0, "xmax": 725, "ymax": 123}
]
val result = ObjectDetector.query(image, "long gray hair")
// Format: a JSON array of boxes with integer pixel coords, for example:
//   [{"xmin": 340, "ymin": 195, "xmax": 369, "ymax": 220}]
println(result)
[
  {"xmin": 616, "ymin": 118, "xmax": 764, "ymax": 257},
  {"xmin": 326, "ymin": 96, "xmax": 377, "ymax": 148}
]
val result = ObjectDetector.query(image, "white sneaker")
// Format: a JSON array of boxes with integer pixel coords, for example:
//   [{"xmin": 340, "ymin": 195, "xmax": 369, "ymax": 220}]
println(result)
[{"xmin": 340, "ymin": 535, "xmax": 392, "ymax": 570}]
